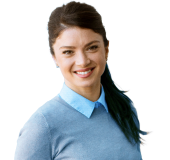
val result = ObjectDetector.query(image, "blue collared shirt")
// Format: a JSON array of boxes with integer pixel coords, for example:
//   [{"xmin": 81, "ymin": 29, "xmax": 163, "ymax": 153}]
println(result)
[{"xmin": 58, "ymin": 83, "xmax": 108, "ymax": 118}]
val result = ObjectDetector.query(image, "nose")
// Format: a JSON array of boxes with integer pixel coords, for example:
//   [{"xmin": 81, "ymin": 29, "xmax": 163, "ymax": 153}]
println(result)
[{"xmin": 75, "ymin": 51, "xmax": 90, "ymax": 67}]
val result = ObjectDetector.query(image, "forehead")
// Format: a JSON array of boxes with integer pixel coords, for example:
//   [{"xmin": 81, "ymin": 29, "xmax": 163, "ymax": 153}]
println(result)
[{"xmin": 54, "ymin": 27, "xmax": 103, "ymax": 47}]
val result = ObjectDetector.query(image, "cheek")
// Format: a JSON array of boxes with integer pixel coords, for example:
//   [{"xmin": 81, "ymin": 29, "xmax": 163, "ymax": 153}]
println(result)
[
  {"xmin": 97, "ymin": 59, "xmax": 104, "ymax": 67},
  {"xmin": 94, "ymin": 52, "xmax": 106, "ymax": 65},
  {"xmin": 100, "ymin": 59, "xmax": 106, "ymax": 71}
]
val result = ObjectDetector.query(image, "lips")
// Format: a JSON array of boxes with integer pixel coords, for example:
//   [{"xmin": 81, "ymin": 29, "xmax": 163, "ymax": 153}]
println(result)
[{"xmin": 74, "ymin": 67, "xmax": 95, "ymax": 73}]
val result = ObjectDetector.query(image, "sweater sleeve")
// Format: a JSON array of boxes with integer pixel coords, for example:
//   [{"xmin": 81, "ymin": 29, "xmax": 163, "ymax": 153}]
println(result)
[{"xmin": 14, "ymin": 111, "xmax": 52, "ymax": 160}]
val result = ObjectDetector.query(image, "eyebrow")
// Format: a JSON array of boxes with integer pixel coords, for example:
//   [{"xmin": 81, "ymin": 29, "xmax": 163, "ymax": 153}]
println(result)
[{"xmin": 59, "ymin": 40, "xmax": 100, "ymax": 49}]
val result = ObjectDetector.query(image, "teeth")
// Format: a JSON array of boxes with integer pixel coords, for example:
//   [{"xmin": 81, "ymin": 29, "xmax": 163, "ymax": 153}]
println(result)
[{"xmin": 76, "ymin": 69, "xmax": 92, "ymax": 75}]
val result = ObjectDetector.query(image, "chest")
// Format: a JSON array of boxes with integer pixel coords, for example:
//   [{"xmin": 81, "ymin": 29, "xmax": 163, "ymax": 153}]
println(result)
[{"xmin": 52, "ymin": 108, "xmax": 142, "ymax": 160}]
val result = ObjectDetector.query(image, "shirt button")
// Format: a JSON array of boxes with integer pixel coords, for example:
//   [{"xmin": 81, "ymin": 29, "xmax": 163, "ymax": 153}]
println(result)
[{"xmin": 95, "ymin": 102, "xmax": 102, "ymax": 108}]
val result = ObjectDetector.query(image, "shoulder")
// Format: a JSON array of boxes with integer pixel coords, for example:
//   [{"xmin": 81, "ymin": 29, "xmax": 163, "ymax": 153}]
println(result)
[
  {"xmin": 15, "ymin": 101, "xmax": 55, "ymax": 160},
  {"xmin": 36, "ymin": 95, "xmax": 74, "ymax": 120},
  {"xmin": 15, "ymin": 96, "xmax": 71, "ymax": 159},
  {"xmin": 25, "ymin": 95, "xmax": 71, "ymax": 126},
  {"xmin": 24, "ymin": 95, "xmax": 79, "ymax": 131}
]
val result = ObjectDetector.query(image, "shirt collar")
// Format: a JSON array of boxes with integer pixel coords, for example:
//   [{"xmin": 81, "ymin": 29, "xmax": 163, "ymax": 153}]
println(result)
[{"xmin": 58, "ymin": 83, "xmax": 108, "ymax": 118}]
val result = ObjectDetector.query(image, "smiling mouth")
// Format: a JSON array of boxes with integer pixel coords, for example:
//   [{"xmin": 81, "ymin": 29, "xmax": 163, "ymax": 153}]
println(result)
[{"xmin": 74, "ymin": 67, "xmax": 95, "ymax": 74}]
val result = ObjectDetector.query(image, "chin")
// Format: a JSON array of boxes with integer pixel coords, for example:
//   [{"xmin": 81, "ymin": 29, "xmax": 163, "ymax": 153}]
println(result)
[{"xmin": 76, "ymin": 80, "xmax": 100, "ymax": 88}]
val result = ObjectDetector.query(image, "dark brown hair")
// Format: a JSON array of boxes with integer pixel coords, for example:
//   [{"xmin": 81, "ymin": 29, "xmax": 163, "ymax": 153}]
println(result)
[{"xmin": 48, "ymin": 1, "xmax": 147, "ymax": 145}]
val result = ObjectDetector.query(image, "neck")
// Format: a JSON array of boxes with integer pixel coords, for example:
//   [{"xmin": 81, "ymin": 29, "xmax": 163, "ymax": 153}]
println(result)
[{"xmin": 65, "ymin": 81, "xmax": 102, "ymax": 102}]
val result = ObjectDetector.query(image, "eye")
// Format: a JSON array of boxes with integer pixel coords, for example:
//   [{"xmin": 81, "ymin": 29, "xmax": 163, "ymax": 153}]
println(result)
[
  {"xmin": 63, "ymin": 50, "xmax": 72, "ymax": 54},
  {"xmin": 88, "ymin": 45, "xmax": 98, "ymax": 51}
]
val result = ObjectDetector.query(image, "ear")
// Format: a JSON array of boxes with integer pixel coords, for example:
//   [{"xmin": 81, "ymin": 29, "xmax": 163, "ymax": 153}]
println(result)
[{"xmin": 105, "ymin": 41, "xmax": 109, "ymax": 61}]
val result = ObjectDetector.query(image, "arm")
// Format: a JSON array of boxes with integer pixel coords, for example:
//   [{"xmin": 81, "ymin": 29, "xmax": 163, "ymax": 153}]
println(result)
[{"xmin": 14, "ymin": 111, "xmax": 52, "ymax": 160}]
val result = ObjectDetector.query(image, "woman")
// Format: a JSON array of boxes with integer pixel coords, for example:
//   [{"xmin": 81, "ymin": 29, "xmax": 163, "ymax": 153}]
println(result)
[{"xmin": 15, "ymin": 1, "xmax": 147, "ymax": 160}]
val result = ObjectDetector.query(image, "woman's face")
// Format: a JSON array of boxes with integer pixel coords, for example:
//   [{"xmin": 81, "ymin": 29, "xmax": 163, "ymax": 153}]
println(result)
[{"xmin": 52, "ymin": 27, "xmax": 109, "ymax": 92}]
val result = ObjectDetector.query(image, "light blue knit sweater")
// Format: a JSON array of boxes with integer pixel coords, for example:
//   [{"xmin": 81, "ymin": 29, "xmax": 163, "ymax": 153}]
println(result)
[{"xmin": 14, "ymin": 83, "xmax": 145, "ymax": 160}]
